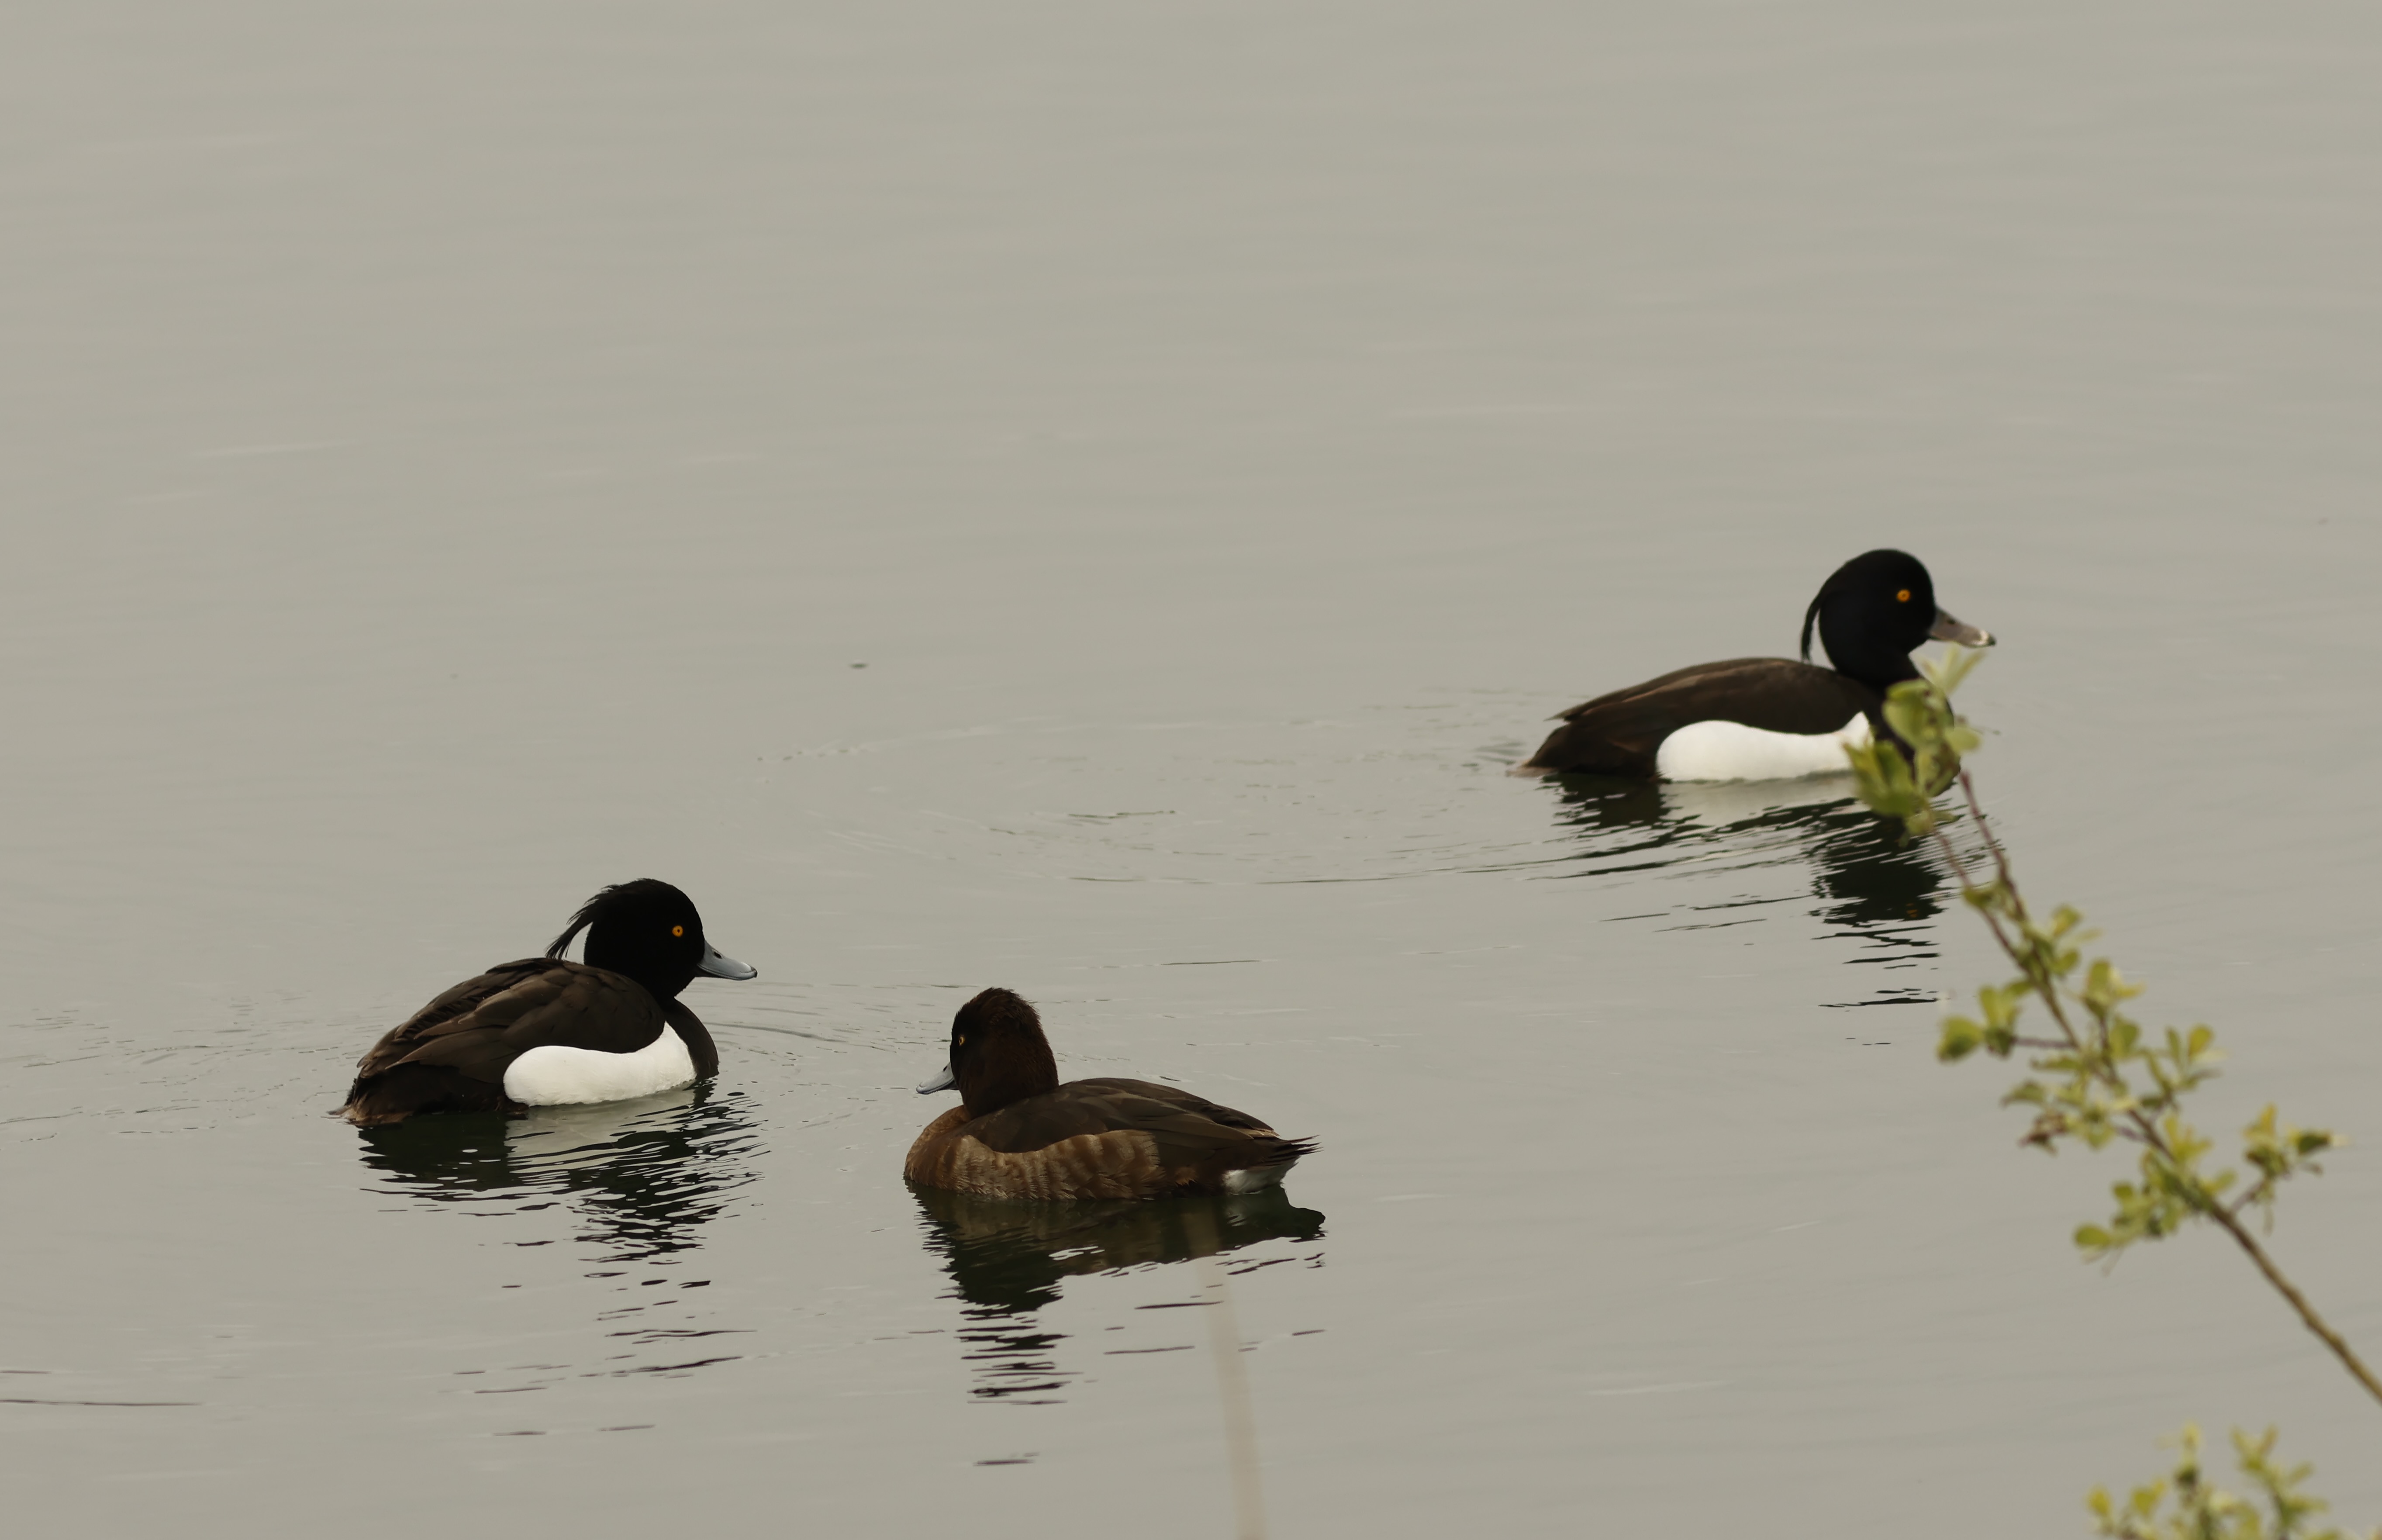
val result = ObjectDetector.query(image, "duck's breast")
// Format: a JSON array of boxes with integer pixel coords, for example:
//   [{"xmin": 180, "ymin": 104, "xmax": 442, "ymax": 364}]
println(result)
[
  {"xmin": 1653, "ymin": 711, "xmax": 1871, "ymax": 782},
  {"xmin": 1526, "ymin": 658, "xmax": 1878, "ymax": 778},
  {"xmin": 503, "ymin": 1026, "xmax": 696, "ymax": 1107}
]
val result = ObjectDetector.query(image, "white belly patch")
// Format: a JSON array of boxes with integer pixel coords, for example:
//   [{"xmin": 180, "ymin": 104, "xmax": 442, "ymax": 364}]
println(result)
[
  {"xmin": 1654, "ymin": 711, "xmax": 1871, "ymax": 783},
  {"xmin": 502, "ymin": 1026, "xmax": 695, "ymax": 1107}
]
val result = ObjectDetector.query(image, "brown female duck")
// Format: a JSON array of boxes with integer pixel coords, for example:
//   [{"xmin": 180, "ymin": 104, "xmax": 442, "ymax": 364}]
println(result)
[{"xmin": 905, "ymin": 988, "xmax": 1315, "ymax": 1201}]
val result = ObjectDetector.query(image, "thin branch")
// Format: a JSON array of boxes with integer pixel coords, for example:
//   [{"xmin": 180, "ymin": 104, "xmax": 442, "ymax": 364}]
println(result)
[
  {"xmin": 1956, "ymin": 770, "xmax": 2020, "ymax": 903},
  {"xmin": 1919, "ymin": 765, "xmax": 2382, "ymax": 1412},
  {"xmin": 2202, "ymin": 1201, "xmax": 2382, "ymax": 1408}
]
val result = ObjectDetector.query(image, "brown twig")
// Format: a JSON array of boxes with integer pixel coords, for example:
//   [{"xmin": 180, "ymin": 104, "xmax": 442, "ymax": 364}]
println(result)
[
  {"xmin": 2201, "ymin": 1202, "xmax": 2382, "ymax": 1407},
  {"xmin": 1919, "ymin": 767, "xmax": 2382, "ymax": 1411}
]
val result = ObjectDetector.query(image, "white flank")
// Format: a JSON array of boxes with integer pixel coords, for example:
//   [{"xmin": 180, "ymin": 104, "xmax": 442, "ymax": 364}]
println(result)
[
  {"xmin": 1654, "ymin": 711, "xmax": 1871, "ymax": 783},
  {"xmin": 503, "ymin": 1026, "xmax": 696, "ymax": 1107},
  {"xmin": 1222, "ymin": 1165, "xmax": 1289, "ymax": 1194}
]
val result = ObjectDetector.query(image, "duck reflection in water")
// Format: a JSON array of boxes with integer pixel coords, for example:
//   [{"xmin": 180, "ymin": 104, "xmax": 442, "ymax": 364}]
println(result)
[
  {"xmin": 912, "ymin": 1185, "xmax": 1325, "ymax": 1403},
  {"xmin": 354, "ymin": 1085, "xmax": 762, "ymax": 1264},
  {"xmin": 1550, "ymin": 775, "xmax": 1951, "ymax": 1004}
]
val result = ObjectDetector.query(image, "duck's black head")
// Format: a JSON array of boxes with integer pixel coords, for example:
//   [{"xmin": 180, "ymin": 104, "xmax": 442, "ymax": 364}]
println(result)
[
  {"xmin": 1799, "ymin": 549, "xmax": 1992, "ymax": 689},
  {"xmin": 545, "ymin": 879, "xmax": 757, "ymax": 1002},
  {"xmin": 917, "ymin": 987, "xmax": 1060, "ymax": 1118}
]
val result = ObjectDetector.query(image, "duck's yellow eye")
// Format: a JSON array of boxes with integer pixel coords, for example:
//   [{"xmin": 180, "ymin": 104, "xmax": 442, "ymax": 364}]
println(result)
[
  {"xmin": 956, "ymin": 1035, "xmax": 967, "ymax": 1046},
  {"xmin": 1895, "ymin": 588, "xmax": 1911, "ymax": 602},
  {"xmin": 671, "ymin": 925, "xmax": 684, "ymax": 938}
]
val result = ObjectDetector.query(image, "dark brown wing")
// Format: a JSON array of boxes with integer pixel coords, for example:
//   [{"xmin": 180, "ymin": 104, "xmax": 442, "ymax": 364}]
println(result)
[
  {"xmin": 1522, "ymin": 657, "xmax": 1881, "ymax": 777},
  {"xmin": 967, "ymin": 1077, "xmax": 1311, "ymax": 1174},
  {"xmin": 352, "ymin": 960, "xmax": 667, "ymax": 1085},
  {"xmin": 905, "ymin": 1078, "xmax": 1317, "ymax": 1200}
]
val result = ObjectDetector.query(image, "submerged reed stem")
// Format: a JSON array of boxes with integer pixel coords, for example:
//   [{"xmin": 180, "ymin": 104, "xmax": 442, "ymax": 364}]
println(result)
[{"xmin": 1192, "ymin": 1221, "xmax": 1269, "ymax": 1540}]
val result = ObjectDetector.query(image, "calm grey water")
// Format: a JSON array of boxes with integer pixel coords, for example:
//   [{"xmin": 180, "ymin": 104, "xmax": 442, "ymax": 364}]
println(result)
[{"xmin": 5, "ymin": 5, "xmax": 2380, "ymax": 1536}]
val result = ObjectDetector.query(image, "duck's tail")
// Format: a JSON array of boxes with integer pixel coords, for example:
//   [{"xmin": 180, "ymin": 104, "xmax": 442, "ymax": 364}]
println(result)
[
  {"xmin": 1218, "ymin": 1135, "xmax": 1317, "ymax": 1192},
  {"xmin": 337, "ymin": 1063, "xmax": 514, "ymax": 1126}
]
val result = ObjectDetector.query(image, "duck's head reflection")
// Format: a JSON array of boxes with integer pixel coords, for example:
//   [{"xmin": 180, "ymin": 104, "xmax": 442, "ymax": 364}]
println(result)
[
  {"xmin": 911, "ymin": 1185, "xmax": 1325, "ymax": 1402},
  {"xmin": 355, "ymin": 1087, "xmax": 762, "ymax": 1264},
  {"xmin": 1551, "ymin": 775, "xmax": 1950, "ymax": 1003}
]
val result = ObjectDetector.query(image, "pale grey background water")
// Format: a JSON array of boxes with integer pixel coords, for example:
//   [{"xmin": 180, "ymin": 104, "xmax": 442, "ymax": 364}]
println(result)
[{"xmin": 4, "ymin": 4, "xmax": 2379, "ymax": 1536}]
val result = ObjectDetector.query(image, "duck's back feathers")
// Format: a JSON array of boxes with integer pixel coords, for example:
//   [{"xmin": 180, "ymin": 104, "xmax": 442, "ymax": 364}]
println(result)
[
  {"xmin": 905, "ymin": 1077, "xmax": 1315, "ymax": 1201},
  {"xmin": 1522, "ymin": 657, "xmax": 1881, "ymax": 777},
  {"xmin": 341, "ymin": 960, "xmax": 717, "ymax": 1126},
  {"xmin": 357, "ymin": 959, "xmax": 669, "ymax": 1076}
]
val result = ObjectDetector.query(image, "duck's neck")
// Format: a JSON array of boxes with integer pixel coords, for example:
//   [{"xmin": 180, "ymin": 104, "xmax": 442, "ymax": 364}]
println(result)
[
  {"xmin": 1824, "ymin": 639, "xmax": 1920, "ymax": 693},
  {"xmin": 961, "ymin": 1044, "xmax": 1060, "ymax": 1118},
  {"xmin": 583, "ymin": 935, "xmax": 692, "ymax": 1001}
]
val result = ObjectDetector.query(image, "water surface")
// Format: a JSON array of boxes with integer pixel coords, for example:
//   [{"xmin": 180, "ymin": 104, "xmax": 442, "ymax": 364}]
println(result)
[{"xmin": 5, "ymin": 5, "xmax": 2382, "ymax": 1536}]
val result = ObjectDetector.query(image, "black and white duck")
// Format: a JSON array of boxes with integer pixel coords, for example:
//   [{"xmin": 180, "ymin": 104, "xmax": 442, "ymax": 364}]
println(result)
[
  {"xmin": 338, "ymin": 879, "xmax": 756, "ymax": 1126},
  {"xmin": 1519, "ymin": 549, "xmax": 1993, "ymax": 780}
]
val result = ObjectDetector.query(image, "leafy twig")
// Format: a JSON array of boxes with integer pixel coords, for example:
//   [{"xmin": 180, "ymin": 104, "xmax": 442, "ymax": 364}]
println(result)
[
  {"xmin": 2091, "ymin": 1424, "xmax": 2375, "ymax": 1540},
  {"xmin": 1843, "ymin": 656, "xmax": 2379, "ymax": 1409}
]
